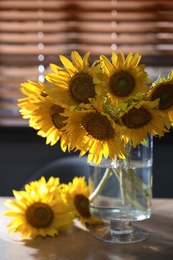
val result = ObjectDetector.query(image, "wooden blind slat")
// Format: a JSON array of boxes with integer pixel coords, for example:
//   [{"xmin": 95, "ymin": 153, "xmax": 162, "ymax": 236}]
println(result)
[
  {"xmin": 0, "ymin": 22, "xmax": 68, "ymax": 32},
  {"xmin": 1, "ymin": 1, "xmax": 173, "ymax": 10},
  {"xmin": 0, "ymin": 11, "xmax": 69, "ymax": 20},
  {"xmin": 1, "ymin": 11, "xmax": 173, "ymax": 22},
  {"xmin": 1, "ymin": 33, "xmax": 173, "ymax": 45},
  {"xmin": 0, "ymin": 1, "xmax": 66, "ymax": 9},
  {"xmin": 1, "ymin": 37, "xmax": 173, "ymax": 47},
  {"xmin": 1, "ymin": 22, "xmax": 173, "ymax": 33}
]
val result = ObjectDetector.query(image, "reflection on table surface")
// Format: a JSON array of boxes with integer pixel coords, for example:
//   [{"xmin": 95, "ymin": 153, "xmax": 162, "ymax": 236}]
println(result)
[{"xmin": 0, "ymin": 198, "xmax": 173, "ymax": 260}]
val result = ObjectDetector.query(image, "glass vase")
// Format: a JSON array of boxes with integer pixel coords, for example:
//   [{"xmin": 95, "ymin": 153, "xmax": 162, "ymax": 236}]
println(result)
[{"xmin": 89, "ymin": 135, "xmax": 153, "ymax": 244}]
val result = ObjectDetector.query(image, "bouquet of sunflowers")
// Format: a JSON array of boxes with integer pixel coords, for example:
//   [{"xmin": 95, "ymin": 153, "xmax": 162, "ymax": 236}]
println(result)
[{"xmin": 17, "ymin": 51, "xmax": 173, "ymax": 164}]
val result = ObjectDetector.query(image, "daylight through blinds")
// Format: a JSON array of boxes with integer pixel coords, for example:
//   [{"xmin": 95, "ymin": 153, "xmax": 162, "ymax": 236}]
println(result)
[{"xmin": 0, "ymin": 0, "xmax": 173, "ymax": 126}]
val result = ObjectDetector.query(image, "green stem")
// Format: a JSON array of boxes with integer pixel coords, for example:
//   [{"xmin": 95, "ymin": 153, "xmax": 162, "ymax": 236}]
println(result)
[
  {"xmin": 113, "ymin": 167, "xmax": 151, "ymax": 211},
  {"xmin": 89, "ymin": 160, "xmax": 151, "ymax": 212},
  {"xmin": 113, "ymin": 168, "xmax": 126, "ymax": 205},
  {"xmin": 123, "ymin": 168, "xmax": 150, "ymax": 198},
  {"xmin": 119, "ymin": 168, "xmax": 151, "ymax": 210},
  {"xmin": 89, "ymin": 168, "xmax": 112, "ymax": 202}
]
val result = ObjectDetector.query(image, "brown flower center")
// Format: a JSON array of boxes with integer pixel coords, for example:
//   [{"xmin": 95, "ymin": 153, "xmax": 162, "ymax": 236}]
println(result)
[
  {"xmin": 25, "ymin": 202, "xmax": 54, "ymax": 228},
  {"xmin": 81, "ymin": 112, "xmax": 115, "ymax": 141},
  {"xmin": 151, "ymin": 83, "xmax": 173, "ymax": 110},
  {"xmin": 109, "ymin": 71, "xmax": 135, "ymax": 97},
  {"xmin": 69, "ymin": 72, "xmax": 95, "ymax": 103},
  {"xmin": 74, "ymin": 194, "xmax": 91, "ymax": 218},
  {"xmin": 50, "ymin": 105, "xmax": 67, "ymax": 130},
  {"xmin": 121, "ymin": 107, "xmax": 152, "ymax": 129}
]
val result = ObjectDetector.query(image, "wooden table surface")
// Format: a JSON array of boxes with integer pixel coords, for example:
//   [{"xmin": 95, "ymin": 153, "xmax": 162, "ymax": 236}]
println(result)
[{"xmin": 0, "ymin": 197, "xmax": 173, "ymax": 260}]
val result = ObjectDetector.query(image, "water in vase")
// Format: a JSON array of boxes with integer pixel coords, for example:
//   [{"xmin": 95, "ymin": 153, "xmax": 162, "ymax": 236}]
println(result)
[{"xmin": 89, "ymin": 161, "xmax": 152, "ymax": 222}]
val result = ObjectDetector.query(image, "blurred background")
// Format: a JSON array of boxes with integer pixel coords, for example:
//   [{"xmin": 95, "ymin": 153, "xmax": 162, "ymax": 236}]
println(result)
[{"xmin": 0, "ymin": 0, "xmax": 173, "ymax": 197}]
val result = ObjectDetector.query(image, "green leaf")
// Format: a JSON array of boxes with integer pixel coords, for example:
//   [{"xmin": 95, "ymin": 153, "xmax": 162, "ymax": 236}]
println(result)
[{"xmin": 141, "ymin": 138, "xmax": 149, "ymax": 148}]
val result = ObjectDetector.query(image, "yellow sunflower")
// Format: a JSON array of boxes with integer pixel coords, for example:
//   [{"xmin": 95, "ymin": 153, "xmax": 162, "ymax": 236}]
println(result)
[
  {"xmin": 99, "ymin": 52, "xmax": 150, "ymax": 103},
  {"xmin": 63, "ymin": 177, "xmax": 103, "ymax": 227},
  {"xmin": 62, "ymin": 106, "xmax": 125, "ymax": 164},
  {"xmin": 168, "ymin": 109, "xmax": 173, "ymax": 124},
  {"xmin": 19, "ymin": 80, "xmax": 48, "ymax": 102},
  {"xmin": 18, "ymin": 81, "xmax": 49, "ymax": 119},
  {"xmin": 22, "ymin": 96, "xmax": 70, "ymax": 151},
  {"xmin": 4, "ymin": 177, "xmax": 73, "ymax": 239},
  {"xmin": 45, "ymin": 51, "xmax": 101, "ymax": 107},
  {"xmin": 120, "ymin": 99, "xmax": 170, "ymax": 147},
  {"xmin": 148, "ymin": 70, "xmax": 173, "ymax": 126},
  {"xmin": 24, "ymin": 176, "xmax": 60, "ymax": 194},
  {"xmin": 18, "ymin": 97, "xmax": 39, "ymax": 119}
]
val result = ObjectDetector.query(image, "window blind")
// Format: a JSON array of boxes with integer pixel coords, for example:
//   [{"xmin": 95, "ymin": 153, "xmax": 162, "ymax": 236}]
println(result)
[{"xmin": 0, "ymin": 0, "xmax": 173, "ymax": 126}]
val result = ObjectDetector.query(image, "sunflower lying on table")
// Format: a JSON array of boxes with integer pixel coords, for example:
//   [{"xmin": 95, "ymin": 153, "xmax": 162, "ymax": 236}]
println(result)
[{"xmin": 4, "ymin": 176, "xmax": 102, "ymax": 240}]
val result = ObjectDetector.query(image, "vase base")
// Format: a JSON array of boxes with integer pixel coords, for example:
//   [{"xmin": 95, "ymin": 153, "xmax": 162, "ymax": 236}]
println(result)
[{"xmin": 92, "ymin": 226, "xmax": 149, "ymax": 244}]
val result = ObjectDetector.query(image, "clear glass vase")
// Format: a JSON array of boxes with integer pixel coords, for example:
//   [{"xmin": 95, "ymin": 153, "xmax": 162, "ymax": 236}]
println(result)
[{"xmin": 89, "ymin": 135, "xmax": 153, "ymax": 244}]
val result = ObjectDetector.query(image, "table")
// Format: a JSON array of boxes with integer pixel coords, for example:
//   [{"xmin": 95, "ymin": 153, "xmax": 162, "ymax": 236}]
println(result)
[{"xmin": 0, "ymin": 198, "xmax": 173, "ymax": 260}]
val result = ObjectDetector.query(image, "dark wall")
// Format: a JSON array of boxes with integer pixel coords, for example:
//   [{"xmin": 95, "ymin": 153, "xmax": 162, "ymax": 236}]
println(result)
[
  {"xmin": 0, "ymin": 127, "xmax": 173, "ymax": 197},
  {"xmin": 152, "ymin": 133, "xmax": 173, "ymax": 198},
  {"xmin": 0, "ymin": 127, "xmax": 77, "ymax": 196}
]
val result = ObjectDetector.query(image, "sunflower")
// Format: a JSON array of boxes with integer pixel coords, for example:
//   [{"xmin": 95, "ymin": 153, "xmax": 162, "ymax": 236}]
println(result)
[
  {"xmin": 99, "ymin": 52, "xmax": 150, "ymax": 103},
  {"xmin": 20, "ymin": 80, "xmax": 48, "ymax": 99},
  {"xmin": 62, "ymin": 177, "xmax": 103, "ymax": 227},
  {"xmin": 4, "ymin": 177, "xmax": 73, "ymax": 239},
  {"xmin": 120, "ymin": 99, "xmax": 170, "ymax": 147},
  {"xmin": 62, "ymin": 105, "xmax": 125, "ymax": 164},
  {"xmin": 45, "ymin": 51, "xmax": 101, "ymax": 107},
  {"xmin": 22, "ymin": 96, "xmax": 70, "ymax": 151},
  {"xmin": 24, "ymin": 176, "xmax": 60, "ymax": 194},
  {"xmin": 18, "ymin": 81, "xmax": 48, "ymax": 119},
  {"xmin": 148, "ymin": 70, "xmax": 173, "ymax": 126},
  {"xmin": 18, "ymin": 97, "xmax": 39, "ymax": 119},
  {"xmin": 168, "ymin": 109, "xmax": 173, "ymax": 124}
]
